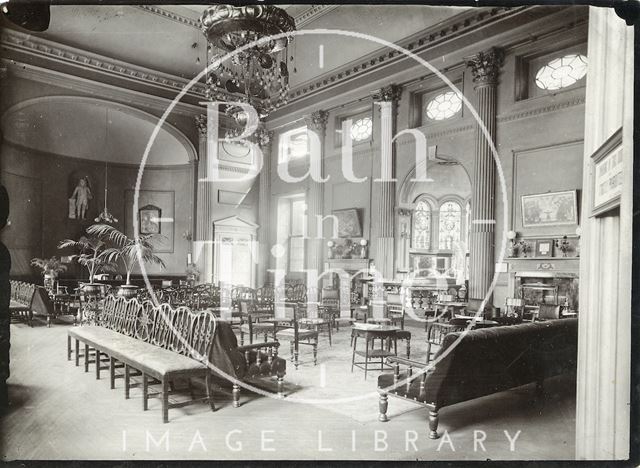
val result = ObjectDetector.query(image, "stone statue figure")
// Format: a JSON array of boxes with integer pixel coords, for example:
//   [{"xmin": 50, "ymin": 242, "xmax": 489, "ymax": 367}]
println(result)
[{"xmin": 70, "ymin": 177, "xmax": 92, "ymax": 220}]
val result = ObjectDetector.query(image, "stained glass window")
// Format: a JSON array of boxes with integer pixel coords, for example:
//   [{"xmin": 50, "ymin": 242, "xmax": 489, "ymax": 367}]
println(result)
[
  {"xmin": 350, "ymin": 117, "xmax": 373, "ymax": 142},
  {"xmin": 412, "ymin": 199, "xmax": 431, "ymax": 250},
  {"xmin": 438, "ymin": 201, "xmax": 462, "ymax": 250},
  {"xmin": 426, "ymin": 91, "xmax": 462, "ymax": 121},
  {"xmin": 535, "ymin": 54, "xmax": 588, "ymax": 91}
]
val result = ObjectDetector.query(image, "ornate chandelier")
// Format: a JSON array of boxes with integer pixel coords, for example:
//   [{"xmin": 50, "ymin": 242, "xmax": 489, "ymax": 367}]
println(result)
[{"xmin": 199, "ymin": 4, "xmax": 295, "ymax": 125}]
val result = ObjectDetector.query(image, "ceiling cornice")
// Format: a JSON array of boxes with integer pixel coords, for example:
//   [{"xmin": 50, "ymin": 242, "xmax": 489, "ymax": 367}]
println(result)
[
  {"xmin": 1, "ymin": 27, "xmax": 207, "ymax": 99},
  {"xmin": 286, "ymin": 6, "xmax": 527, "ymax": 103},
  {"xmin": 132, "ymin": 5, "xmax": 340, "ymax": 30},
  {"xmin": 295, "ymin": 5, "xmax": 340, "ymax": 28},
  {"xmin": 133, "ymin": 5, "xmax": 199, "ymax": 29}
]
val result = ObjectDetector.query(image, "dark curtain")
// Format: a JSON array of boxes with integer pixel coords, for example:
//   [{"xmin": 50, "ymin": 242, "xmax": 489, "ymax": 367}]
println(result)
[{"xmin": 0, "ymin": 185, "xmax": 10, "ymax": 410}]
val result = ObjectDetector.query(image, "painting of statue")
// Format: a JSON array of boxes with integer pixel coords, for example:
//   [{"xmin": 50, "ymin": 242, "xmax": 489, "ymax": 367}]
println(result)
[{"xmin": 69, "ymin": 176, "xmax": 93, "ymax": 220}]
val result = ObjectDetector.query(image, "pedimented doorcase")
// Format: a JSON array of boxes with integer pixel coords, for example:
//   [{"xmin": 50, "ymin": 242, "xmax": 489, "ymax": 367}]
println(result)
[{"xmin": 212, "ymin": 216, "xmax": 259, "ymax": 288}]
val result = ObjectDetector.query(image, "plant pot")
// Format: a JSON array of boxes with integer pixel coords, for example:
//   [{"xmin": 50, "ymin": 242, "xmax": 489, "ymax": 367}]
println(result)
[
  {"xmin": 117, "ymin": 284, "xmax": 139, "ymax": 299},
  {"xmin": 81, "ymin": 283, "xmax": 104, "ymax": 296}
]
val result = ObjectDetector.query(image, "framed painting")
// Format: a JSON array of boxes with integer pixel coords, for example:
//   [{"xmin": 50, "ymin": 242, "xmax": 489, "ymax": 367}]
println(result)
[
  {"xmin": 139, "ymin": 204, "xmax": 162, "ymax": 235},
  {"xmin": 535, "ymin": 239, "xmax": 554, "ymax": 257},
  {"xmin": 333, "ymin": 208, "xmax": 362, "ymax": 238},
  {"xmin": 521, "ymin": 190, "xmax": 578, "ymax": 228},
  {"xmin": 591, "ymin": 127, "xmax": 623, "ymax": 217}
]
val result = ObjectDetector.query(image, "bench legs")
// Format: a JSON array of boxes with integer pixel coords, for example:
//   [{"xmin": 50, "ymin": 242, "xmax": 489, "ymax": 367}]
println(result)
[
  {"xmin": 162, "ymin": 379, "xmax": 169, "ymax": 423},
  {"xmin": 74, "ymin": 339, "xmax": 80, "ymax": 367},
  {"xmin": 142, "ymin": 373, "xmax": 149, "ymax": 411},
  {"xmin": 378, "ymin": 391, "xmax": 389, "ymax": 422},
  {"xmin": 84, "ymin": 344, "xmax": 90, "ymax": 373},
  {"xmin": 95, "ymin": 350, "xmax": 101, "ymax": 380},
  {"xmin": 277, "ymin": 372, "xmax": 285, "ymax": 399},
  {"xmin": 205, "ymin": 373, "xmax": 216, "ymax": 412},
  {"xmin": 110, "ymin": 357, "xmax": 116, "ymax": 390},
  {"xmin": 232, "ymin": 382, "xmax": 240, "ymax": 408},
  {"xmin": 428, "ymin": 409, "xmax": 440, "ymax": 439},
  {"xmin": 67, "ymin": 335, "xmax": 72, "ymax": 361},
  {"xmin": 124, "ymin": 364, "xmax": 131, "ymax": 399}
]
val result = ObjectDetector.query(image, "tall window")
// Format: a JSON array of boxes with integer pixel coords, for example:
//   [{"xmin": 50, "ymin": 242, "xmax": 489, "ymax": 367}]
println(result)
[
  {"xmin": 288, "ymin": 197, "xmax": 306, "ymax": 272},
  {"xmin": 412, "ymin": 199, "xmax": 432, "ymax": 250},
  {"xmin": 278, "ymin": 126, "xmax": 309, "ymax": 163},
  {"xmin": 438, "ymin": 201, "xmax": 462, "ymax": 250}
]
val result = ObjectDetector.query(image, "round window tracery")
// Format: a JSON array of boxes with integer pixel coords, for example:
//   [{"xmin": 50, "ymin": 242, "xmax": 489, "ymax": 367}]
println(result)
[
  {"xmin": 426, "ymin": 91, "xmax": 462, "ymax": 121},
  {"xmin": 350, "ymin": 117, "xmax": 373, "ymax": 142},
  {"xmin": 535, "ymin": 54, "xmax": 588, "ymax": 91}
]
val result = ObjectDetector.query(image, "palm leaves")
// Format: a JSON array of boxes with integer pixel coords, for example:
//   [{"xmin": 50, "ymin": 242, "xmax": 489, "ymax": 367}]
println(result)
[
  {"xmin": 30, "ymin": 256, "xmax": 68, "ymax": 276},
  {"xmin": 86, "ymin": 223, "xmax": 166, "ymax": 284},
  {"xmin": 58, "ymin": 235, "xmax": 116, "ymax": 283}
]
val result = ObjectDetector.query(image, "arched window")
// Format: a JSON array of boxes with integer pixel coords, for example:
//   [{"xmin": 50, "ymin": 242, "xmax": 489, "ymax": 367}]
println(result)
[
  {"xmin": 438, "ymin": 201, "xmax": 462, "ymax": 250},
  {"xmin": 412, "ymin": 199, "xmax": 432, "ymax": 250}
]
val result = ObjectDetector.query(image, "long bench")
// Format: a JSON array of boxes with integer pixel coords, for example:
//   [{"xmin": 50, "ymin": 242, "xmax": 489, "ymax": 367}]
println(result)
[
  {"xmin": 67, "ymin": 295, "xmax": 286, "ymax": 421},
  {"xmin": 67, "ymin": 296, "xmax": 218, "ymax": 423}
]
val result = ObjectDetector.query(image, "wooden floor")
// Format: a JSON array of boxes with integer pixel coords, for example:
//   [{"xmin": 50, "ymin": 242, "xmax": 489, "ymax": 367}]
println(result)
[{"xmin": 1, "ymin": 316, "xmax": 577, "ymax": 460}]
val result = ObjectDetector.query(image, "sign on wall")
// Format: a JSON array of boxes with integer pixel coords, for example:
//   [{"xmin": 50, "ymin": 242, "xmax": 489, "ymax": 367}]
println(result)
[{"xmin": 591, "ymin": 127, "xmax": 623, "ymax": 217}]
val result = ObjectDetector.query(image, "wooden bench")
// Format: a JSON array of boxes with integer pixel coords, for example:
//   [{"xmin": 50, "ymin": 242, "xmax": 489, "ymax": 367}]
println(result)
[{"xmin": 67, "ymin": 296, "xmax": 218, "ymax": 423}]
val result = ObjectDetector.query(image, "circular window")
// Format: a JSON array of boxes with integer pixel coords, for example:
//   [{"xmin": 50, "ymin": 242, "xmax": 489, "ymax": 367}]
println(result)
[
  {"xmin": 350, "ymin": 117, "xmax": 373, "ymax": 142},
  {"xmin": 426, "ymin": 91, "xmax": 463, "ymax": 121},
  {"xmin": 535, "ymin": 54, "xmax": 588, "ymax": 91}
]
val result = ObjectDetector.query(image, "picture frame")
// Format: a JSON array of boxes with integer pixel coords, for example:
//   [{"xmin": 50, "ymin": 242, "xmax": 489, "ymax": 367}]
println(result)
[
  {"xmin": 139, "ymin": 204, "xmax": 162, "ymax": 235},
  {"xmin": 521, "ymin": 190, "xmax": 578, "ymax": 228},
  {"xmin": 332, "ymin": 208, "xmax": 362, "ymax": 238},
  {"xmin": 535, "ymin": 239, "xmax": 554, "ymax": 257},
  {"xmin": 590, "ymin": 127, "xmax": 623, "ymax": 217}
]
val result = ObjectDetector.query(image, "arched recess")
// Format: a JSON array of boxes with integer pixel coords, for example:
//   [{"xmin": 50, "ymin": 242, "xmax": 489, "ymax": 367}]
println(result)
[
  {"xmin": 0, "ymin": 96, "xmax": 197, "ymax": 165},
  {"xmin": 399, "ymin": 154, "xmax": 471, "ymax": 205}
]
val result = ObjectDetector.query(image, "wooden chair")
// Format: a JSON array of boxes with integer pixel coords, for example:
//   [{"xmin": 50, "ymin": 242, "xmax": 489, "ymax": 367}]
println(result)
[
  {"xmin": 385, "ymin": 293, "xmax": 405, "ymax": 329},
  {"xmin": 273, "ymin": 302, "xmax": 318, "ymax": 369},
  {"xmin": 238, "ymin": 300, "xmax": 273, "ymax": 345},
  {"xmin": 425, "ymin": 321, "xmax": 467, "ymax": 363}
]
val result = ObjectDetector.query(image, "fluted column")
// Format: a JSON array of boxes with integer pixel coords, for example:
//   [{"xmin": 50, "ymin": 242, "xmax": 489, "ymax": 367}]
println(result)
[
  {"xmin": 304, "ymin": 110, "xmax": 329, "ymax": 315},
  {"xmin": 464, "ymin": 48, "xmax": 504, "ymax": 309},
  {"xmin": 256, "ymin": 126, "xmax": 273, "ymax": 287},
  {"xmin": 372, "ymin": 85, "xmax": 402, "ymax": 281},
  {"xmin": 194, "ymin": 114, "xmax": 213, "ymax": 283}
]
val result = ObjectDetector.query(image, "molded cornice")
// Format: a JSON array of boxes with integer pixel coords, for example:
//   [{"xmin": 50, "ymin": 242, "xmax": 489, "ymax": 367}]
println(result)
[{"xmin": 1, "ymin": 28, "xmax": 207, "ymax": 99}]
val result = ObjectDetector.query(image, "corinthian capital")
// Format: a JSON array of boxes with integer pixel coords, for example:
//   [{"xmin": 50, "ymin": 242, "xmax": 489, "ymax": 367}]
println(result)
[
  {"xmin": 371, "ymin": 84, "xmax": 402, "ymax": 102},
  {"xmin": 304, "ymin": 110, "xmax": 329, "ymax": 132},
  {"xmin": 255, "ymin": 125, "xmax": 273, "ymax": 149},
  {"xmin": 464, "ymin": 47, "xmax": 504, "ymax": 87},
  {"xmin": 195, "ymin": 114, "xmax": 207, "ymax": 136}
]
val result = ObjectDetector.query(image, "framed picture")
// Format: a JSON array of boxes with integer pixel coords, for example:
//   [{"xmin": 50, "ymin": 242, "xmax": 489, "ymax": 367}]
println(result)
[
  {"xmin": 521, "ymin": 190, "xmax": 578, "ymax": 228},
  {"xmin": 591, "ymin": 127, "xmax": 623, "ymax": 217},
  {"xmin": 139, "ymin": 204, "xmax": 161, "ymax": 235},
  {"xmin": 535, "ymin": 239, "xmax": 554, "ymax": 257},
  {"xmin": 332, "ymin": 208, "xmax": 362, "ymax": 238}
]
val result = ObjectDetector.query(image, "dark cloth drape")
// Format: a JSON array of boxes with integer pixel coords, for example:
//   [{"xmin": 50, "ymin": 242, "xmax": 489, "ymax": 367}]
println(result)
[{"xmin": 0, "ymin": 185, "xmax": 10, "ymax": 410}]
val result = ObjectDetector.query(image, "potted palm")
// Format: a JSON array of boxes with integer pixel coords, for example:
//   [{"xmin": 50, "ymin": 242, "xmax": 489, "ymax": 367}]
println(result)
[
  {"xmin": 86, "ymin": 223, "xmax": 166, "ymax": 298},
  {"xmin": 58, "ymin": 234, "xmax": 116, "ymax": 295},
  {"xmin": 30, "ymin": 256, "xmax": 68, "ymax": 291}
]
